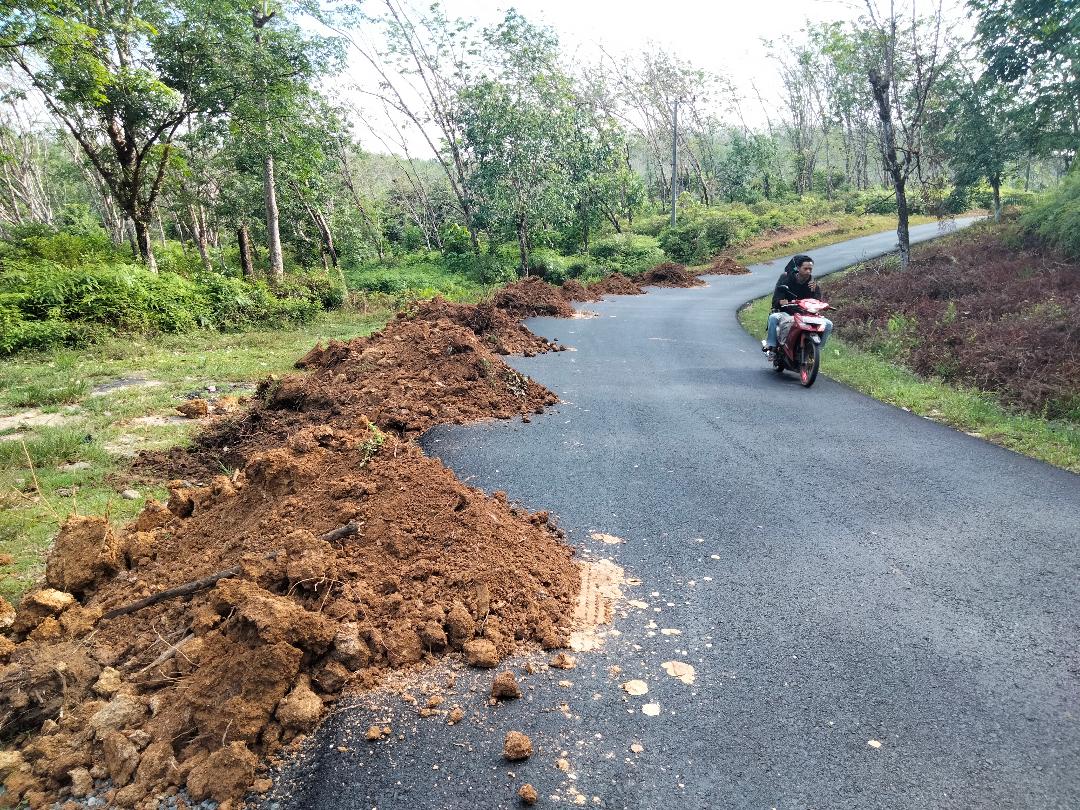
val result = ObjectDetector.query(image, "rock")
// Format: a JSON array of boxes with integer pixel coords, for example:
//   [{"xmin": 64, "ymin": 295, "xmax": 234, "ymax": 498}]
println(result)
[
  {"xmin": 503, "ymin": 731, "xmax": 533, "ymax": 761},
  {"xmin": 491, "ymin": 671, "xmax": 522, "ymax": 700},
  {"xmin": 102, "ymin": 732, "xmax": 141, "ymax": 786},
  {"xmin": 59, "ymin": 604, "xmax": 102, "ymax": 638},
  {"xmin": 45, "ymin": 516, "xmax": 121, "ymax": 595},
  {"xmin": 549, "ymin": 652, "xmax": 576, "ymax": 670},
  {"xmin": 0, "ymin": 636, "xmax": 15, "ymax": 661},
  {"xmin": 275, "ymin": 680, "xmax": 323, "ymax": 734},
  {"xmin": 252, "ymin": 777, "xmax": 273, "ymax": 793},
  {"xmin": 94, "ymin": 667, "xmax": 123, "ymax": 697},
  {"xmin": 0, "ymin": 750, "xmax": 26, "ymax": 779},
  {"xmin": 120, "ymin": 489, "xmax": 141, "ymax": 501},
  {"xmin": 384, "ymin": 625, "xmax": 423, "ymax": 667},
  {"xmin": 447, "ymin": 707, "xmax": 465, "ymax": 725},
  {"xmin": 185, "ymin": 742, "xmax": 257, "ymax": 803},
  {"xmin": 463, "ymin": 638, "xmax": 499, "ymax": 668},
  {"xmin": 444, "ymin": 600, "xmax": 475, "ymax": 645},
  {"xmin": 90, "ymin": 694, "xmax": 148, "ymax": 739},
  {"xmin": 27, "ymin": 616, "xmax": 62, "ymax": 643},
  {"xmin": 176, "ymin": 399, "xmax": 209, "ymax": 419},
  {"xmin": 131, "ymin": 741, "xmax": 178, "ymax": 791},
  {"xmin": 312, "ymin": 660, "xmax": 351, "ymax": 694},
  {"xmin": 11, "ymin": 588, "xmax": 76, "ymax": 635},
  {"xmin": 518, "ymin": 783, "xmax": 538, "ymax": 805},
  {"xmin": 68, "ymin": 767, "xmax": 93, "ymax": 798},
  {"xmin": 0, "ymin": 596, "xmax": 13, "ymax": 630},
  {"xmin": 331, "ymin": 622, "xmax": 372, "ymax": 670},
  {"xmin": 58, "ymin": 461, "xmax": 92, "ymax": 472},
  {"xmin": 418, "ymin": 619, "xmax": 448, "ymax": 650}
]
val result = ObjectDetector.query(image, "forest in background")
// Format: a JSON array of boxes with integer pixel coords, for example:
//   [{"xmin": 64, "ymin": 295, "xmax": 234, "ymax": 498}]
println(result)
[{"xmin": 0, "ymin": 0, "xmax": 1076, "ymax": 354}]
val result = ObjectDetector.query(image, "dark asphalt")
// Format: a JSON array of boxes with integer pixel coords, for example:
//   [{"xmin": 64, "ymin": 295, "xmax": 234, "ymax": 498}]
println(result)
[{"xmin": 273, "ymin": 219, "xmax": 1080, "ymax": 810}]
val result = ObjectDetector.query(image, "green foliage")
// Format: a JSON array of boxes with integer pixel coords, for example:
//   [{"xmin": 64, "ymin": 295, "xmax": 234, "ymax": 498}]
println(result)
[
  {"xmin": 0, "ymin": 244, "xmax": 338, "ymax": 355},
  {"xmin": 589, "ymin": 233, "xmax": 664, "ymax": 274},
  {"xmin": 1019, "ymin": 173, "xmax": 1080, "ymax": 258},
  {"xmin": 528, "ymin": 248, "xmax": 568, "ymax": 283}
]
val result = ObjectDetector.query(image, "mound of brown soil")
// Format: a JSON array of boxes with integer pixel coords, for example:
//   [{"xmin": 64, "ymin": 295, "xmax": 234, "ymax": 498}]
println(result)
[
  {"xmin": 1, "ymin": 423, "xmax": 578, "ymax": 807},
  {"xmin": 492, "ymin": 277, "xmax": 575, "ymax": 318},
  {"xmin": 410, "ymin": 296, "xmax": 559, "ymax": 356},
  {"xmin": 559, "ymin": 280, "xmax": 602, "ymax": 302},
  {"xmin": 708, "ymin": 256, "xmax": 750, "ymax": 275},
  {"xmin": 638, "ymin": 262, "xmax": 706, "ymax": 287},
  {"xmin": 137, "ymin": 317, "xmax": 558, "ymax": 479},
  {"xmin": 585, "ymin": 273, "xmax": 645, "ymax": 296}
]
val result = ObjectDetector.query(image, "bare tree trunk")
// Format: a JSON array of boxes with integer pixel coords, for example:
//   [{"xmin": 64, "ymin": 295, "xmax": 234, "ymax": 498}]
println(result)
[
  {"xmin": 189, "ymin": 205, "xmax": 212, "ymax": 272},
  {"xmin": 869, "ymin": 69, "xmax": 911, "ymax": 271},
  {"xmin": 991, "ymin": 176, "xmax": 1002, "ymax": 223},
  {"xmin": 517, "ymin": 213, "xmax": 529, "ymax": 277},
  {"xmin": 237, "ymin": 223, "xmax": 256, "ymax": 280},
  {"xmin": 263, "ymin": 154, "xmax": 284, "ymax": 284},
  {"xmin": 134, "ymin": 219, "xmax": 158, "ymax": 272}
]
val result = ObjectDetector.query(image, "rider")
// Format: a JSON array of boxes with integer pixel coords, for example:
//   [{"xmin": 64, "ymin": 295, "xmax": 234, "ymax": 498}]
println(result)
[{"xmin": 763, "ymin": 254, "xmax": 833, "ymax": 354}]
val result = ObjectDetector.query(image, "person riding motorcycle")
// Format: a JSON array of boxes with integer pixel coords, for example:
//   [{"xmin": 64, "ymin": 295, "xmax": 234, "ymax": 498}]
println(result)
[{"xmin": 762, "ymin": 254, "xmax": 833, "ymax": 355}]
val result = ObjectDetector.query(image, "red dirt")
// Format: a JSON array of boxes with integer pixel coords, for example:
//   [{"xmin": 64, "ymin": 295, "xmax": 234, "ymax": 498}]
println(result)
[
  {"xmin": 492, "ymin": 277, "xmax": 575, "ymax": 318},
  {"xmin": 826, "ymin": 225, "xmax": 1080, "ymax": 419},
  {"xmin": 581, "ymin": 274, "xmax": 645, "ymax": 297},
  {"xmin": 707, "ymin": 256, "xmax": 750, "ymax": 275},
  {"xmin": 409, "ymin": 296, "xmax": 561, "ymax": 357},
  {"xmin": 638, "ymin": 262, "xmax": 706, "ymax": 288},
  {"xmin": 135, "ymin": 316, "xmax": 558, "ymax": 480},
  {"xmin": 1, "ymin": 423, "xmax": 578, "ymax": 806}
]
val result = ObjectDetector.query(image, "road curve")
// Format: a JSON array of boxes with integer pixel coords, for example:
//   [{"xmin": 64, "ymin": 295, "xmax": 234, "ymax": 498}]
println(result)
[{"xmin": 275, "ymin": 219, "xmax": 1080, "ymax": 810}]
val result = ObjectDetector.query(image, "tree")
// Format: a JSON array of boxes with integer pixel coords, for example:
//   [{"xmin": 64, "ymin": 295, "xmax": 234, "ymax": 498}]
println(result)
[
  {"xmin": 862, "ymin": 0, "xmax": 952, "ymax": 270},
  {"xmin": 969, "ymin": 0, "xmax": 1079, "ymax": 164},
  {"xmin": 0, "ymin": 0, "xmax": 196, "ymax": 269}
]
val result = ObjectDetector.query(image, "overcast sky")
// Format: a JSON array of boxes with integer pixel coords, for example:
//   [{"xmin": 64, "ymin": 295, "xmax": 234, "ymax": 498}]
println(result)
[{"xmin": 335, "ymin": 0, "xmax": 972, "ymax": 154}]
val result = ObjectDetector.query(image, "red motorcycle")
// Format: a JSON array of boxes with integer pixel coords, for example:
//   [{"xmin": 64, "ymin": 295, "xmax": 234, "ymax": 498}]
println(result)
[{"xmin": 764, "ymin": 293, "xmax": 833, "ymax": 387}]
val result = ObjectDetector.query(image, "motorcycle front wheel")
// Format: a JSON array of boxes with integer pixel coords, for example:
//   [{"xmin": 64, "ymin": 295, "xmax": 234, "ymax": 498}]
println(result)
[{"xmin": 799, "ymin": 337, "xmax": 820, "ymax": 387}]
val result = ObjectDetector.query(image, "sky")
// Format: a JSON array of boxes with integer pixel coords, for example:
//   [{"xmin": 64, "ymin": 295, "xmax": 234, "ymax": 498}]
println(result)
[{"xmin": 333, "ymin": 0, "xmax": 972, "ymax": 155}]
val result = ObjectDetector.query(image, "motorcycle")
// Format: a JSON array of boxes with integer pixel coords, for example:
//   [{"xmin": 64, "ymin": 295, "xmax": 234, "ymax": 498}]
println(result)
[{"xmin": 762, "ymin": 288, "xmax": 833, "ymax": 387}]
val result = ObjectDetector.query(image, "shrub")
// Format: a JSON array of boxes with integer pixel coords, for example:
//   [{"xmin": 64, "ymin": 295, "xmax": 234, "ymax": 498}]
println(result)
[
  {"xmin": 528, "ymin": 248, "xmax": 568, "ymax": 284},
  {"xmin": 1019, "ymin": 173, "xmax": 1080, "ymax": 259},
  {"xmin": 590, "ymin": 233, "xmax": 664, "ymax": 273}
]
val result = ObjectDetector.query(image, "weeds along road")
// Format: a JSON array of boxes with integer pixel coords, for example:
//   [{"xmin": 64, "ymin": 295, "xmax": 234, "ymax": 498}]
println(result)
[{"xmin": 276, "ymin": 218, "xmax": 1080, "ymax": 810}]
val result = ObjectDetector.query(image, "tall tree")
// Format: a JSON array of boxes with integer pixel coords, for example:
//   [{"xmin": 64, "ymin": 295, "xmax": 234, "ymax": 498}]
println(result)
[{"xmin": 862, "ymin": 0, "xmax": 952, "ymax": 270}]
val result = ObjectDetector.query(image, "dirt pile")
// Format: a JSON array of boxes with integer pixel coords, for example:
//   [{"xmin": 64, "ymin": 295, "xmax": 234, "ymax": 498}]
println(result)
[
  {"xmin": 638, "ymin": 262, "xmax": 706, "ymax": 288},
  {"xmin": 583, "ymin": 274, "xmax": 646, "ymax": 297},
  {"xmin": 827, "ymin": 226, "xmax": 1080, "ymax": 418},
  {"xmin": 409, "ymin": 296, "xmax": 560, "ymax": 357},
  {"xmin": 491, "ymin": 277, "xmax": 575, "ymax": 318},
  {"xmin": 707, "ymin": 256, "xmax": 750, "ymax": 275},
  {"xmin": 138, "ymin": 316, "xmax": 558, "ymax": 479},
  {"xmin": 558, "ymin": 279, "xmax": 603, "ymax": 302},
  {"xmin": 0, "ymin": 422, "xmax": 578, "ymax": 807}
]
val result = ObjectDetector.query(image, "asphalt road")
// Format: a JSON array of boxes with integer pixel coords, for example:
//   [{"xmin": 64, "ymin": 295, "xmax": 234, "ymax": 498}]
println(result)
[{"xmin": 274, "ymin": 219, "xmax": 1080, "ymax": 810}]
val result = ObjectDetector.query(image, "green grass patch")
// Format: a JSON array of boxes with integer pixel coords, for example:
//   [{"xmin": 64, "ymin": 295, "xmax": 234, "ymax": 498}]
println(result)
[
  {"xmin": 739, "ymin": 295, "xmax": 1080, "ymax": 473},
  {"xmin": 0, "ymin": 307, "xmax": 390, "ymax": 603}
]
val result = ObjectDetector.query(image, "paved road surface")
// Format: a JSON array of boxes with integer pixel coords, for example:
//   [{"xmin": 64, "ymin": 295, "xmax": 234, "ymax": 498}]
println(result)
[{"xmin": 275, "ymin": 219, "xmax": 1080, "ymax": 809}]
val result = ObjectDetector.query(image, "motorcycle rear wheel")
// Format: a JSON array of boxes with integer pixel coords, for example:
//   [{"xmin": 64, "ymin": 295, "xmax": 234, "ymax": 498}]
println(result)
[{"xmin": 799, "ymin": 337, "xmax": 820, "ymax": 387}]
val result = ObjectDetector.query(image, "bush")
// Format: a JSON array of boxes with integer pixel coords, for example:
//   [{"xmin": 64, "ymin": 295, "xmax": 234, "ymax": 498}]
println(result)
[
  {"xmin": 1020, "ymin": 173, "xmax": 1080, "ymax": 259},
  {"xmin": 589, "ymin": 233, "xmax": 664, "ymax": 274},
  {"xmin": 528, "ymin": 248, "xmax": 568, "ymax": 284}
]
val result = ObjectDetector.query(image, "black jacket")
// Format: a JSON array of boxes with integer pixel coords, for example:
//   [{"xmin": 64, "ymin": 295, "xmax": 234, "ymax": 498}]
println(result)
[{"xmin": 771, "ymin": 272, "xmax": 822, "ymax": 311}]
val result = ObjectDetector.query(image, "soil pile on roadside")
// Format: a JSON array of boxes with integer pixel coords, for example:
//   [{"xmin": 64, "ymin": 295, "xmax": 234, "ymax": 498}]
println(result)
[
  {"xmin": 827, "ymin": 226, "xmax": 1080, "ymax": 417},
  {"xmin": 707, "ymin": 256, "xmax": 750, "ymax": 275},
  {"xmin": 0, "ymin": 421, "xmax": 578, "ymax": 808},
  {"xmin": 137, "ymin": 316, "xmax": 558, "ymax": 478},
  {"xmin": 558, "ymin": 279, "xmax": 603, "ymax": 302},
  {"xmin": 410, "ymin": 296, "xmax": 560, "ymax": 357},
  {"xmin": 638, "ymin": 262, "xmax": 706, "ymax": 287},
  {"xmin": 491, "ymin": 277, "xmax": 575, "ymax": 318},
  {"xmin": 584, "ymin": 273, "xmax": 645, "ymax": 297}
]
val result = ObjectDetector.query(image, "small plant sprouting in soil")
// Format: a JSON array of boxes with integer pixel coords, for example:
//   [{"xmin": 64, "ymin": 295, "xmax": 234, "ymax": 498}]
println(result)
[{"xmin": 358, "ymin": 426, "xmax": 386, "ymax": 467}]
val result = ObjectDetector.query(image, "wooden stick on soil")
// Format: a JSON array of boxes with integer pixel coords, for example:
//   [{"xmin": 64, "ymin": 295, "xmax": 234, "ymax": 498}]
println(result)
[{"xmin": 101, "ymin": 522, "xmax": 361, "ymax": 620}]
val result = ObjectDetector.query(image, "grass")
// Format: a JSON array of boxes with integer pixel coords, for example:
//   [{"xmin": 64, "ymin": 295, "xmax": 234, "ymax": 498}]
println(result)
[
  {"xmin": 739, "ymin": 295, "xmax": 1080, "ymax": 473},
  {"xmin": 0, "ymin": 307, "xmax": 390, "ymax": 602}
]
